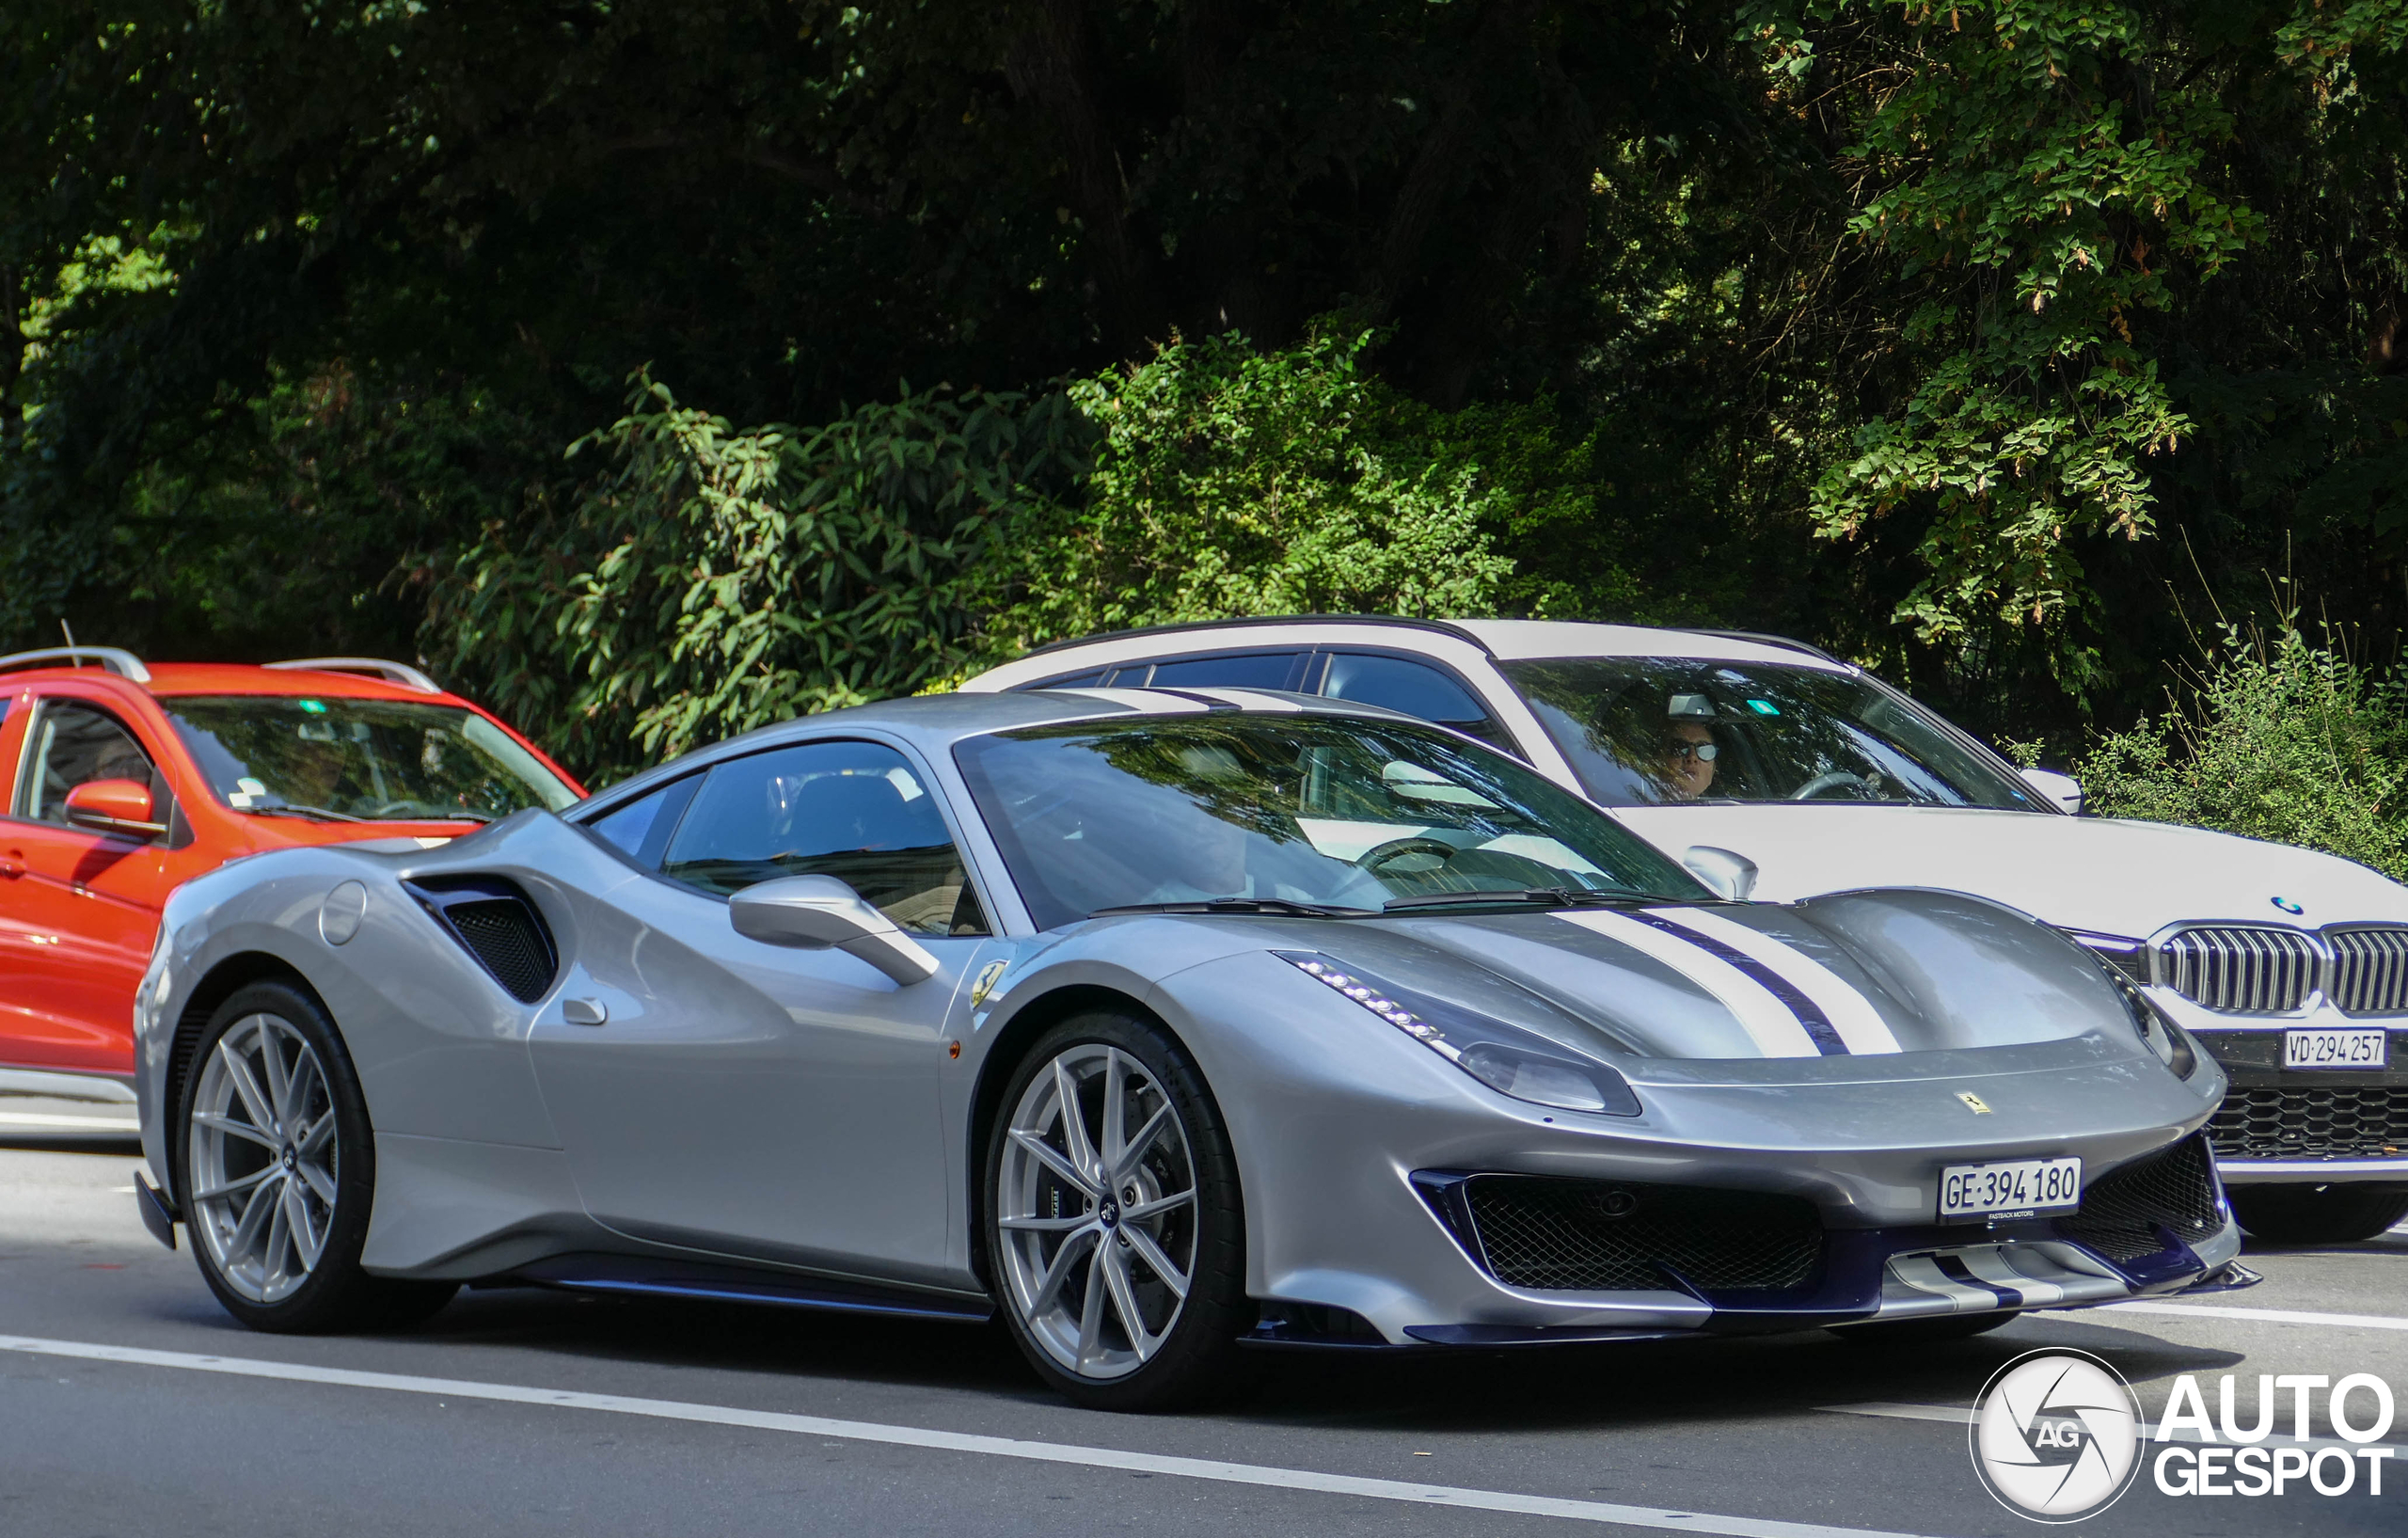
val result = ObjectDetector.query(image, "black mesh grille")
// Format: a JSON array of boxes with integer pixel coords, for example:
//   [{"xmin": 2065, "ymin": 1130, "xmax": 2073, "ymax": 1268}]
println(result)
[
  {"xmin": 446, "ymin": 898, "xmax": 555, "ymax": 1003},
  {"xmin": 2056, "ymin": 1134, "xmax": 2222, "ymax": 1263},
  {"xmin": 2210, "ymin": 1086, "xmax": 2408, "ymax": 1159},
  {"xmin": 1462, "ymin": 1177, "xmax": 1824, "ymax": 1293}
]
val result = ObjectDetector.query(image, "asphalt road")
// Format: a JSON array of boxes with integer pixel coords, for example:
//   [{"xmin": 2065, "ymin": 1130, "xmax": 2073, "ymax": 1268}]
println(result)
[{"xmin": 5, "ymin": 1098, "xmax": 2405, "ymax": 1538}]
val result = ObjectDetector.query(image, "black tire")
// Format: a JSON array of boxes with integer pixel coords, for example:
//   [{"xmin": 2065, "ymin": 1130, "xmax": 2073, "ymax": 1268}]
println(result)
[
  {"xmin": 983, "ymin": 1010, "xmax": 1249, "ymax": 1411},
  {"xmin": 2229, "ymin": 1184, "xmax": 2408, "ymax": 1245},
  {"xmin": 1830, "ymin": 1310, "xmax": 2018, "ymax": 1347},
  {"xmin": 174, "ymin": 978, "xmax": 458, "ymax": 1333}
]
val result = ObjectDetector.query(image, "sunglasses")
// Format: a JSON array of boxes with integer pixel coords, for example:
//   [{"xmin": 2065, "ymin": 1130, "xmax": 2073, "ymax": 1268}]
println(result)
[{"xmin": 1668, "ymin": 740, "xmax": 1719, "ymax": 762}]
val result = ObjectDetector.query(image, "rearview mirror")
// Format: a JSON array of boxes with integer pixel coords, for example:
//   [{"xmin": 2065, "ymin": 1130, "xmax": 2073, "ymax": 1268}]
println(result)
[
  {"xmin": 2018, "ymin": 767, "xmax": 2084, "ymax": 816},
  {"xmin": 1683, "ymin": 846, "xmax": 1758, "ymax": 902},
  {"xmin": 728, "ymin": 874, "xmax": 939, "ymax": 985},
  {"xmin": 64, "ymin": 778, "xmax": 165, "ymax": 839}
]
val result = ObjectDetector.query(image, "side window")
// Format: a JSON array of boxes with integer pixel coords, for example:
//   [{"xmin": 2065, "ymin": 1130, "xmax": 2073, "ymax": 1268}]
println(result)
[
  {"xmin": 1117, "ymin": 652, "xmax": 1306, "ymax": 690},
  {"xmin": 583, "ymin": 773, "xmax": 703, "ymax": 869},
  {"xmin": 661, "ymin": 740, "xmax": 989, "ymax": 936},
  {"xmin": 19, "ymin": 701, "xmax": 163, "ymax": 826},
  {"xmin": 1320, "ymin": 653, "xmax": 1509, "ymax": 748}
]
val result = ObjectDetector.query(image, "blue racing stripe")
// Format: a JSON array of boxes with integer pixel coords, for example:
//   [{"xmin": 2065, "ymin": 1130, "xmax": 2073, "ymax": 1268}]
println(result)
[
  {"xmin": 1629, "ymin": 912, "xmax": 1850, "ymax": 1055},
  {"xmin": 1935, "ymin": 1252, "xmax": 2021, "ymax": 1308}
]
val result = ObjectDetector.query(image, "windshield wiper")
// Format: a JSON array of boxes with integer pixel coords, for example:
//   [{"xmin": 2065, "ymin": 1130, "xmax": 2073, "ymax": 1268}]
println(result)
[
  {"xmin": 243, "ymin": 803, "xmax": 367, "ymax": 824},
  {"xmin": 1091, "ymin": 896, "xmax": 1380, "ymax": 919},
  {"xmin": 1382, "ymin": 887, "xmax": 1640, "ymax": 912}
]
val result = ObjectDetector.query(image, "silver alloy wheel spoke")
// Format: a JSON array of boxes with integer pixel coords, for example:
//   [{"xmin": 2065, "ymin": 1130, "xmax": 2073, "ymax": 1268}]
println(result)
[
  {"xmin": 1099, "ymin": 1243, "xmax": 1161, "ymax": 1359},
  {"xmin": 187, "ymin": 1012, "xmax": 340, "ymax": 1304},
  {"xmin": 998, "ymin": 1040, "xmax": 1199, "ymax": 1382},
  {"xmin": 1009, "ymin": 1128, "xmax": 1099, "ymax": 1197},
  {"xmin": 1120, "ymin": 1223, "xmax": 1191, "ymax": 1301},
  {"xmin": 191, "ymin": 1111, "xmax": 277, "ymax": 1149}
]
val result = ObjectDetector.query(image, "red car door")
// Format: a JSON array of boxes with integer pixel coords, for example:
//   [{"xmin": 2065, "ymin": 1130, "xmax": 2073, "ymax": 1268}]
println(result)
[{"xmin": 0, "ymin": 688, "xmax": 187, "ymax": 1075}]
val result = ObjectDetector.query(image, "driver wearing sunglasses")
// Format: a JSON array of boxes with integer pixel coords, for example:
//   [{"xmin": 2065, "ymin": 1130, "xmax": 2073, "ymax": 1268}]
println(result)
[{"xmin": 1662, "ymin": 720, "xmax": 1719, "ymax": 799}]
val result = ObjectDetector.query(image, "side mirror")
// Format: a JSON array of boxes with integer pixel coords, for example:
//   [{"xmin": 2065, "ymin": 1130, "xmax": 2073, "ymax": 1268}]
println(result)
[
  {"xmin": 728, "ymin": 874, "xmax": 939, "ymax": 985},
  {"xmin": 1683, "ymin": 845, "xmax": 1758, "ymax": 902},
  {"xmin": 64, "ymin": 778, "xmax": 166, "ymax": 838},
  {"xmin": 2018, "ymin": 767, "xmax": 2084, "ymax": 816}
]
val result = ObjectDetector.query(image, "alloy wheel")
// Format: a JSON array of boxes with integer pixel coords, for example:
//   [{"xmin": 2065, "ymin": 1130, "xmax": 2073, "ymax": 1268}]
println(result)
[
  {"xmin": 186, "ymin": 1012, "xmax": 340, "ymax": 1304},
  {"xmin": 995, "ymin": 1042, "xmax": 1199, "ymax": 1380}
]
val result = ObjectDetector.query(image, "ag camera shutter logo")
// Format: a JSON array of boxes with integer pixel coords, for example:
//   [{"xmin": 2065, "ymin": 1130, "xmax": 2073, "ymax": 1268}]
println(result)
[{"xmin": 1970, "ymin": 1350, "xmax": 2144, "ymax": 1522}]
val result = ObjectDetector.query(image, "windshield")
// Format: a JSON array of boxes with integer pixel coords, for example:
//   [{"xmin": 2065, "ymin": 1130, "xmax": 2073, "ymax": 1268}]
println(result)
[
  {"xmin": 166, "ymin": 696, "xmax": 579, "ymax": 822},
  {"xmin": 1498, "ymin": 658, "xmax": 2042, "ymax": 810},
  {"xmin": 954, "ymin": 715, "xmax": 1704, "ymax": 930}
]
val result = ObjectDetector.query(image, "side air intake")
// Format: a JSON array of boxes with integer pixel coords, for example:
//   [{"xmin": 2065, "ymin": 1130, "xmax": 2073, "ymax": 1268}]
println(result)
[{"xmin": 404, "ymin": 877, "xmax": 559, "ymax": 1004}]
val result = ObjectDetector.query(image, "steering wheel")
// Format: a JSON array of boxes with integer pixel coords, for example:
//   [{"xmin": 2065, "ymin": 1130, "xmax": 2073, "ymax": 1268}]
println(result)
[
  {"xmin": 1354, "ymin": 836, "xmax": 1460, "ymax": 876},
  {"xmin": 1790, "ymin": 770, "xmax": 1871, "ymax": 801}
]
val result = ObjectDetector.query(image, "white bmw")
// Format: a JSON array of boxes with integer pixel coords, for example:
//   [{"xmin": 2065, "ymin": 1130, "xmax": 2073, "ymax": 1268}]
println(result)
[{"xmin": 966, "ymin": 617, "xmax": 2408, "ymax": 1244}]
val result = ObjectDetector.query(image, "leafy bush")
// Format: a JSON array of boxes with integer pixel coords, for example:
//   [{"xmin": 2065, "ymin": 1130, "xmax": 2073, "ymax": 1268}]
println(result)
[
  {"xmin": 424, "ymin": 374, "xmax": 1083, "ymax": 784},
  {"xmin": 972, "ymin": 327, "xmax": 1518, "ymax": 659},
  {"xmin": 432, "ymin": 332, "xmax": 1549, "ymax": 784},
  {"xmin": 2077, "ymin": 624, "xmax": 2408, "ymax": 880}
]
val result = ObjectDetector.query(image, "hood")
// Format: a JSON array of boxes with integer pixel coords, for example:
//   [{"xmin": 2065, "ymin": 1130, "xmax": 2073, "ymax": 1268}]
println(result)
[
  {"xmin": 1609, "ymin": 804, "xmax": 2408, "ymax": 939},
  {"xmin": 1255, "ymin": 889, "xmax": 2161, "ymax": 1082}
]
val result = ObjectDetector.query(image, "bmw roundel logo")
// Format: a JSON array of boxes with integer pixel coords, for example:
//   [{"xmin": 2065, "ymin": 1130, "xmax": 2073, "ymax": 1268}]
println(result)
[
  {"xmin": 1970, "ymin": 1350, "xmax": 2143, "ymax": 1522},
  {"xmin": 2272, "ymin": 896, "xmax": 2305, "ymax": 915}
]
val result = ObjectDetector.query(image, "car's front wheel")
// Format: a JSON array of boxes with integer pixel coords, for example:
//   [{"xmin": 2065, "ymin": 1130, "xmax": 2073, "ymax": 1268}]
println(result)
[
  {"xmin": 177, "ymin": 979, "xmax": 457, "ymax": 1332},
  {"xmin": 984, "ymin": 1012, "xmax": 1249, "ymax": 1411},
  {"xmin": 2229, "ymin": 1183, "xmax": 2408, "ymax": 1245}
]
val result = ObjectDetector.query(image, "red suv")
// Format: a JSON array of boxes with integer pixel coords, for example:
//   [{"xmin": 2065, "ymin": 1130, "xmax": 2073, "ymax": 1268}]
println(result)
[{"xmin": 0, "ymin": 648, "xmax": 583, "ymax": 1093}]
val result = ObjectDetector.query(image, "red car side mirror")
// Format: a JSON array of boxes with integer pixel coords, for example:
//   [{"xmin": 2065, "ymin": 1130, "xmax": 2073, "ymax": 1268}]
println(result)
[{"xmin": 64, "ymin": 778, "xmax": 166, "ymax": 838}]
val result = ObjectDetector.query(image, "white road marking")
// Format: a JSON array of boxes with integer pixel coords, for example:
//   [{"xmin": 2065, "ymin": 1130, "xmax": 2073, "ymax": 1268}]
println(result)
[
  {"xmin": 1556, "ymin": 911, "xmax": 1821, "ymax": 1058},
  {"xmin": 2095, "ymin": 1300, "xmax": 2408, "ymax": 1332},
  {"xmin": 1649, "ymin": 909, "xmax": 1901, "ymax": 1055},
  {"xmin": 0, "ymin": 1112, "xmax": 139, "ymax": 1131},
  {"xmin": 0, "ymin": 1334, "xmax": 1942, "ymax": 1538}
]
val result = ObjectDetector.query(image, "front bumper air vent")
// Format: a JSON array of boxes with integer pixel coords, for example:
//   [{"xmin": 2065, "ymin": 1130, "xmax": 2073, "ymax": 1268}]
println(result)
[
  {"xmin": 1431, "ymin": 1174, "xmax": 1824, "ymax": 1294},
  {"xmin": 2055, "ymin": 1134, "xmax": 2222, "ymax": 1263},
  {"xmin": 405, "ymin": 877, "xmax": 559, "ymax": 1004}
]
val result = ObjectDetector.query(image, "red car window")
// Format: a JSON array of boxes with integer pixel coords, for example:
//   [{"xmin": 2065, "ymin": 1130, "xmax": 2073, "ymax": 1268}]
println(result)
[{"xmin": 19, "ymin": 700, "xmax": 163, "ymax": 825}]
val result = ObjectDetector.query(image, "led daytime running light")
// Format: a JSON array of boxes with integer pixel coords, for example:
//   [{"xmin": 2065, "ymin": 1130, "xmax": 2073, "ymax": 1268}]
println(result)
[{"xmin": 1286, "ymin": 956, "xmax": 1463, "ymax": 1061}]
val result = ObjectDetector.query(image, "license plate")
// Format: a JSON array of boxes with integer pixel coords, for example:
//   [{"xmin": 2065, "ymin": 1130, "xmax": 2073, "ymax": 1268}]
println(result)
[
  {"xmin": 2285, "ymin": 1029, "xmax": 2389, "ymax": 1070},
  {"xmin": 1940, "ymin": 1157, "xmax": 2083, "ymax": 1221}
]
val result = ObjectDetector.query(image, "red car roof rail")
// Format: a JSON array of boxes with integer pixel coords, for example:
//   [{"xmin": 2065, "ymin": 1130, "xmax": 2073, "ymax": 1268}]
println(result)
[
  {"xmin": 0, "ymin": 645, "xmax": 152, "ymax": 682},
  {"xmin": 263, "ymin": 657, "xmax": 442, "ymax": 693}
]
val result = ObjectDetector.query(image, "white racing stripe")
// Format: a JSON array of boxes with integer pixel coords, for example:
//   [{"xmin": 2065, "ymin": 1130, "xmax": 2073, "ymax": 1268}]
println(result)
[
  {"xmin": 0, "ymin": 1334, "xmax": 1941, "ymax": 1538},
  {"xmin": 1656, "ymin": 910, "xmax": 1901, "ymax": 1055},
  {"xmin": 1952, "ymin": 1249, "xmax": 2065, "ymax": 1307},
  {"xmin": 1556, "ymin": 911, "xmax": 1822, "ymax": 1058},
  {"xmin": 2095, "ymin": 1300, "xmax": 2408, "ymax": 1332},
  {"xmin": 1885, "ymin": 1257, "xmax": 1998, "ymax": 1314}
]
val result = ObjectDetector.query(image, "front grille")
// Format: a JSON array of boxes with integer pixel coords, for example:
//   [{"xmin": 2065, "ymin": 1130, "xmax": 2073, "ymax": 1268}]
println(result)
[
  {"xmin": 1461, "ymin": 1176, "xmax": 1824, "ymax": 1293},
  {"xmin": 2330, "ymin": 928, "xmax": 2408, "ymax": 1015},
  {"xmin": 2056, "ymin": 1134, "xmax": 2222, "ymax": 1263},
  {"xmin": 2158, "ymin": 928, "xmax": 2319, "ymax": 1013},
  {"xmin": 445, "ymin": 898, "xmax": 556, "ymax": 1004},
  {"xmin": 2210, "ymin": 1086, "xmax": 2408, "ymax": 1160}
]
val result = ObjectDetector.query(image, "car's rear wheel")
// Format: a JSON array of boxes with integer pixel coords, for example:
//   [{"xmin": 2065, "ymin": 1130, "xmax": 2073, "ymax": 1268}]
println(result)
[
  {"xmin": 985, "ymin": 1012, "xmax": 1249, "ymax": 1411},
  {"xmin": 1830, "ymin": 1310, "xmax": 2018, "ymax": 1347},
  {"xmin": 178, "ymin": 979, "xmax": 457, "ymax": 1332},
  {"xmin": 2229, "ymin": 1184, "xmax": 2408, "ymax": 1245}
]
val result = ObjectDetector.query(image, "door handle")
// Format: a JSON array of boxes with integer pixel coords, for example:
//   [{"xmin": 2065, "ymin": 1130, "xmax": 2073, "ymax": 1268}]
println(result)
[
  {"xmin": 0, "ymin": 851, "xmax": 22, "ymax": 878},
  {"xmin": 562, "ymin": 997, "xmax": 608, "ymax": 1026}
]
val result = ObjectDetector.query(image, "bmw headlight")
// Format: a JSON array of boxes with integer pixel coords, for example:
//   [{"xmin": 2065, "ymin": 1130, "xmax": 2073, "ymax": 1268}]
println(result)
[{"xmin": 1276, "ymin": 951, "xmax": 1641, "ymax": 1116}]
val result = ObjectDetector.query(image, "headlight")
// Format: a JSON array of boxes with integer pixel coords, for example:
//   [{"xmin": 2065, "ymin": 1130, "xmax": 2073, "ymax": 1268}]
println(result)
[
  {"xmin": 1276, "ymin": 951, "xmax": 1641, "ymax": 1116},
  {"xmin": 2061, "ymin": 928, "xmax": 2198, "ymax": 1078}
]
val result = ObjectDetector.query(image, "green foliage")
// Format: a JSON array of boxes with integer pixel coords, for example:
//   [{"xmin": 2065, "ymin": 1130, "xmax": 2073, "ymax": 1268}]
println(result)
[
  {"xmin": 426, "ymin": 375, "xmax": 1083, "ymax": 784},
  {"xmin": 2078, "ymin": 623, "xmax": 2408, "ymax": 878},
  {"xmin": 974, "ymin": 330, "xmax": 1520, "ymax": 657}
]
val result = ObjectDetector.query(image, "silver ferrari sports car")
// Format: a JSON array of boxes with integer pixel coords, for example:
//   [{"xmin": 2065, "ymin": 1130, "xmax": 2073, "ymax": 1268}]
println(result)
[{"xmin": 131, "ymin": 688, "xmax": 2247, "ymax": 1408}]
